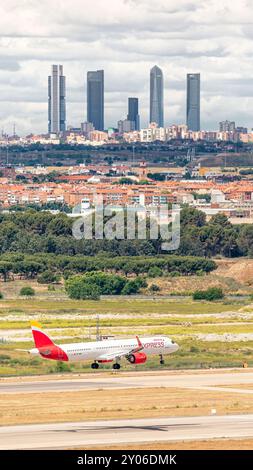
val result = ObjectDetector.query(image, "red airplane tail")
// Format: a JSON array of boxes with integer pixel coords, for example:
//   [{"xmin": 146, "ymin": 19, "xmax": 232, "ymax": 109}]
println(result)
[
  {"xmin": 31, "ymin": 321, "xmax": 55, "ymax": 348},
  {"xmin": 30, "ymin": 321, "xmax": 68, "ymax": 361}
]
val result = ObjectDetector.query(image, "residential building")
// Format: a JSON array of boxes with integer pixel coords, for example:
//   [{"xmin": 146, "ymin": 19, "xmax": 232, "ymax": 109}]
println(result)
[
  {"xmin": 118, "ymin": 119, "xmax": 135, "ymax": 135},
  {"xmin": 219, "ymin": 120, "xmax": 236, "ymax": 132}
]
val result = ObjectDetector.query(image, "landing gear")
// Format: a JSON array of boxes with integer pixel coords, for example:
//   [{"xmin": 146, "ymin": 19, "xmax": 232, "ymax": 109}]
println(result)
[
  {"xmin": 113, "ymin": 363, "xmax": 121, "ymax": 370},
  {"xmin": 159, "ymin": 354, "xmax": 165, "ymax": 365},
  {"xmin": 91, "ymin": 362, "xmax": 99, "ymax": 369}
]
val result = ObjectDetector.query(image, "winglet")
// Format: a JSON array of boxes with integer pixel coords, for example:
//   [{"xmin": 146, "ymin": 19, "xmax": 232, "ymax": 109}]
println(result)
[
  {"xmin": 135, "ymin": 335, "xmax": 144, "ymax": 352},
  {"xmin": 136, "ymin": 335, "xmax": 143, "ymax": 348}
]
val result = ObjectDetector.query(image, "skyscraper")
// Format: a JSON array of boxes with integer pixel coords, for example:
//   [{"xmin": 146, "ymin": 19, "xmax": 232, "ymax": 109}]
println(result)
[
  {"xmin": 87, "ymin": 70, "xmax": 104, "ymax": 131},
  {"xmin": 127, "ymin": 97, "xmax": 140, "ymax": 130},
  {"xmin": 150, "ymin": 66, "xmax": 164, "ymax": 127},
  {"xmin": 48, "ymin": 65, "xmax": 66, "ymax": 134},
  {"xmin": 186, "ymin": 73, "xmax": 200, "ymax": 131}
]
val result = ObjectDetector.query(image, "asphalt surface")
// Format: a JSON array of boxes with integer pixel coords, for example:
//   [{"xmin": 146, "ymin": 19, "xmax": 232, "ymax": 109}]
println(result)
[
  {"xmin": 1, "ymin": 370, "xmax": 253, "ymax": 394},
  {"xmin": 1, "ymin": 414, "xmax": 253, "ymax": 449}
]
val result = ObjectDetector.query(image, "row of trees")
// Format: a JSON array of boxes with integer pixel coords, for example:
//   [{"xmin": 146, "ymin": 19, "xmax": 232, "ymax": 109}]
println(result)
[
  {"xmin": 0, "ymin": 206, "xmax": 252, "ymax": 258},
  {"xmin": 0, "ymin": 254, "xmax": 216, "ymax": 281}
]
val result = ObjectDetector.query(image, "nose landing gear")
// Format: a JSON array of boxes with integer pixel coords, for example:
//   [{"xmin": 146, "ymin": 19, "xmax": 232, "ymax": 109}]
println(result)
[
  {"xmin": 91, "ymin": 362, "xmax": 99, "ymax": 369},
  {"xmin": 159, "ymin": 354, "xmax": 165, "ymax": 365},
  {"xmin": 113, "ymin": 363, "xmax": 121, "ymax": 370}
]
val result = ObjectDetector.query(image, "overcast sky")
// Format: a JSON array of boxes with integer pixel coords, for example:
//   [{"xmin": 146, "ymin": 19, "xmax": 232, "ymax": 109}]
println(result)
[{"xmin": 1, "ymin": 0, "xmax": 253, "ymax": 135}]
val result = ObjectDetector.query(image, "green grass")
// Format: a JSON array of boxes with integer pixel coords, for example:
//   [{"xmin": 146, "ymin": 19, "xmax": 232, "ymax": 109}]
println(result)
[
  {"xmin": 0, "ymin": 298, "xmax": 245, "ymax": 315},
  {"xmin": 1, "ymin": 314, "xmax": 253, "ymax": 330},
  {"xmin": 0, "ymin": 295, "xmax": 252, "ymax": 377},
  {"xmin": 1, "ymin": 337, "xmax": 252, "ymax": 376}
]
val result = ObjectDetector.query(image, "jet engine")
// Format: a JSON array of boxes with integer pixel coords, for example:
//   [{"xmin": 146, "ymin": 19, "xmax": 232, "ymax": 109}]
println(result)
[{"xmin": 127, "ymin": 352, "xmax": 147, "ymax": 364}]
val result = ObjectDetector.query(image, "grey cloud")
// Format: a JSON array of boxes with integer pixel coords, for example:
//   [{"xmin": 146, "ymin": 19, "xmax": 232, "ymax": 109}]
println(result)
[
  {"xmin": 0, "ymin": 0, "xmax": 253, "ymax": 133},
  {"xmin": 0, "ymin": 58, "xmax": 20, "ymax": 71}
]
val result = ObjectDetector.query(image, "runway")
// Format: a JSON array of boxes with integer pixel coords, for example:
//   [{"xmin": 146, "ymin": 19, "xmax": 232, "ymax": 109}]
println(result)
[
  {"xmin": 1, "ymin": 369, "xmax": 253, "ymax": 394},
  {"xmin": 1, "ymin": 414, "xmax": 253, "ymax": 449}
]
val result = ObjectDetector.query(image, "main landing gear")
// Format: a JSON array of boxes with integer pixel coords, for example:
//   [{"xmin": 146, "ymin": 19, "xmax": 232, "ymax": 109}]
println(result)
[
  {"xmin": 113, "ymin": 363, "xmax": 120, "ymax": 370},
  {"xmin": 159, "ymin": 354, "xmax": 165, "ymax": 365},
  {"xmin": 91, "ymin": 362, "xmax": 99, "ymax": 369}
]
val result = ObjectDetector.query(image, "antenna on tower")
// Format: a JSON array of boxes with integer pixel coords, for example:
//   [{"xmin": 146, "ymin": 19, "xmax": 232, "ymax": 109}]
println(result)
[{"xmin": 13, "ymin": 123, "xmax": 16, "ymax": 137}]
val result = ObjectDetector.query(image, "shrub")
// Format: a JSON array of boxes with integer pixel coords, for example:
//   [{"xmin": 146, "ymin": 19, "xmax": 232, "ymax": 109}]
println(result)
[
  {"xmin": 190, "ymin": 346, "xmax": 200, "ymax": 353},
  {"xmin": 121, "ymin": 279, "xmax": 143, "ymax": 295},
  {"xmin": 0, "ymin": 292, "xmax": 3, "ymax": 299},
  {"xmin": 0, "ymin": 354, "xmax": 10, "ymax": 361},
  {"xmin": 149, "ymin": 284, "xmax": 160, "ymax": 292},
  {"xmin": 148, "ymin": 266, "xmax": 163, "ymax": 278},
  {"xmin": 19, "ymin": 286, "xmax": 35, "ymax": 296},
  {"xmin": 55, "ymin": 361, "xmax": 71, "ymax": 372},
  {"xmin": 169, "ymin": 271, "xmax": 180, "ymax": 277},
  {"xmin": 48, "ymin": 285, "xmax": 55, "ymax": 291},
  {"xmin": 193, "ymin": 287, "xmax": 224, "ymax": 301}
]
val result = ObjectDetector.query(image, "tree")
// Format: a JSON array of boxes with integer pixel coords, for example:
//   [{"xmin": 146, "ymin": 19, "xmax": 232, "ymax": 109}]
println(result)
[
  {"xmin": 238, "ymin": 225, "xmax": 253, "ymax": 256},
  {"xmin": 209, "ymin": 213, "xmax": 232, "ymax": 228},
  {"xmin": 0, "ymin": 261, "xmax": 13, "ymax": 282},
  {"xmin": 65, "ymin": 272, "xmax": 143, "ymax": 299},
  {"xmin": 37, "ymin": 270, "xmax": 60, "ymax": 284},
  {"xmin": 180, "ymin": 206, "xmax": 206, "ymax": 228},
  {"xmin": 65, "ymin": 276, "xmax": 101, "ymax": 300}
]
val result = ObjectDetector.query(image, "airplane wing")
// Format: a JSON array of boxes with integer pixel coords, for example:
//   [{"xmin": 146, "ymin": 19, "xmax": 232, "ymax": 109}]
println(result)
[{"xmin": 97, "ymin": 336, "xmax": 144, "ymax": 361}]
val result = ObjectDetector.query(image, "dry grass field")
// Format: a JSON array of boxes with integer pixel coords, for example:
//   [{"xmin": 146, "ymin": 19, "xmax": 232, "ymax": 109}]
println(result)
[
  {"xmin": 73, "ymin": 438, "xmax": 253, "ymax": 450},
  {"xmin": 1, "ymin": 386, "xmax": 253, "ymax": 426}
]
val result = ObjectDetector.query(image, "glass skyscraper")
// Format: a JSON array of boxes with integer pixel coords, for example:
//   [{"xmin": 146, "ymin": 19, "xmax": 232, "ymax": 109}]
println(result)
[
  {"xmin": 150, "ymin": 66, "xmax": 164, "ymax": 127},
  {"xmin": 127, "ymin": 97, "xmax": 140, "ymax": 130},
  {"xmin": 186, "ymin": 73, "xmax": 200, "ymax": 131},
  {"xmin": 87, "ymin": 70, "xmax": 104, "ymax": 131},
  {"xmin": 48, "ymin": 65, "xmax": 66, "ymax": 134}
]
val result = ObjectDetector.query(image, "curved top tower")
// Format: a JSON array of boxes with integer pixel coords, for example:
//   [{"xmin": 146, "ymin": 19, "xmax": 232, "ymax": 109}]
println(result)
[{"xmin": 150, "ymin": 65, "xmax": 164, "ymax": 127}]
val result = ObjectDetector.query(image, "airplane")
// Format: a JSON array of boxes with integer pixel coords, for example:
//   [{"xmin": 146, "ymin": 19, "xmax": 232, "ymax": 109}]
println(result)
[{"xmin": 24, "ymin": 321, "xmax": 179, "ymax": 370}]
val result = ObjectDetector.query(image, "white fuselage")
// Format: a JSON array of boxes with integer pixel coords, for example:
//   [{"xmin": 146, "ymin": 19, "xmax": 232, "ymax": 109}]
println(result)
[{"xmin": 30, "ymin": 335, "xmax": 178, "ymax": 362}]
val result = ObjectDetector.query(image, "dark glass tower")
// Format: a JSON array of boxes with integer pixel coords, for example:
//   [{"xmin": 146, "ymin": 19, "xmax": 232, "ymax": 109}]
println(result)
[
  {"xmin": 87, "ymin": 70, "xmax": 104, "ymax": 130},
  {"xmin": 186, "ymin": 73, "xmax": 200, "ymax": 131},
  {"xmin": 48, "ymin": 65, "xmax": 66, "ymax": 133},
  {"xmin": 150, "ymin": 66, "xmax": 164, "ymax": 127},
  {"xmin": 127, "ymin": 97, "xmax": 140, "ymax": 130}
]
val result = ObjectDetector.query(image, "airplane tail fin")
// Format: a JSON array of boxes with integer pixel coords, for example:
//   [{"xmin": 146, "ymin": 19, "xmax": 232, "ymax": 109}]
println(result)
[{"xmin": 30, "ymin": 321, "xmax": 55, "ymax": 349}]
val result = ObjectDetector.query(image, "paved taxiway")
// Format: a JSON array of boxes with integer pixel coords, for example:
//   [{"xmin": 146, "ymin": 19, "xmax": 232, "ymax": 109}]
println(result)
[
  {"xmin": 1, "ymin": 414, "xmax": 253, "ymax": 449},
  {"xmin": 1, "ymin": 370, "xmax": 253, "ymax": 394}
]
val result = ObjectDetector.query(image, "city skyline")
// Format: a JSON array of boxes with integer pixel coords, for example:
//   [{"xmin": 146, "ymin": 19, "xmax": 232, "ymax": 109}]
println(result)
[{"xmin": 1, "ymin": 1, "xmax": 253, "ymax": 134}]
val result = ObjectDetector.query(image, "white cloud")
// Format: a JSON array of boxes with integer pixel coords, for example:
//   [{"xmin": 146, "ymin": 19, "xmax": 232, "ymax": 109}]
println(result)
[{"xmin": 0, "ymin": 0, "xmax": 253, "ymax": 134}]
